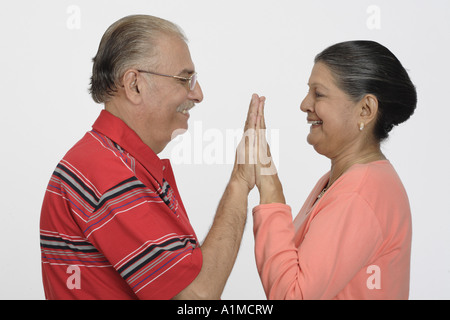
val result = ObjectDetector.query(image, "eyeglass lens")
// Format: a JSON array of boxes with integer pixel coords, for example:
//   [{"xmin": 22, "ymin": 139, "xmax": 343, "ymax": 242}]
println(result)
[{"xmin": 190, "ymin": 73, "xmax": 197, "ymax": 91}]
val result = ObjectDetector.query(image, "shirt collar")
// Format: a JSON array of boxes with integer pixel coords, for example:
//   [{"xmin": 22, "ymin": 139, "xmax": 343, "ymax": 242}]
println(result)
[{"xmin": 92, "ymin": 109, "xmax": 165, "ymax": 184}]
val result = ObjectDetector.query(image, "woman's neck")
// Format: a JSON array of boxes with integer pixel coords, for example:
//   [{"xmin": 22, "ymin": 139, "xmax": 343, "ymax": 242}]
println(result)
[{"xmin": 328, "ymin": 145, "xmax": 386, "ymax": 188}]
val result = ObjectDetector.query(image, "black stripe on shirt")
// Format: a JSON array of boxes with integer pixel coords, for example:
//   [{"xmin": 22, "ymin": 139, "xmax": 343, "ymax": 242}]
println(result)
[
  {"xmin": 53, "ymin": 163, "xmax": 99, "ymax": 208},
  {"xmin": 118, "ymin": 237, "xmax": 197, "ymax": 280}
]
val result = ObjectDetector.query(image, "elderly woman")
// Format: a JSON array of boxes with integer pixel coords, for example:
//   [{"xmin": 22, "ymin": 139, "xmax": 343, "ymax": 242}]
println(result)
[{"xmin": 251, "ymin": 41, "xmax": 417, "ymax": 300}]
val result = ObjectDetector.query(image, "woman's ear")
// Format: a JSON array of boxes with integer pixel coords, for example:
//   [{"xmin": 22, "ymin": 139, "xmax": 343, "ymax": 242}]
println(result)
[{"xmin": 360, "ymin": 94, "xmax": 379, "ymax": 126}]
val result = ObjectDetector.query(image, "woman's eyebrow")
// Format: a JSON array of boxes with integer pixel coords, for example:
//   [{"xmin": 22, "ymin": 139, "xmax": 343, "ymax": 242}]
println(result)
[{"xmin": 308, "ymin": 82, "xmax": 329, "ymax": 90}]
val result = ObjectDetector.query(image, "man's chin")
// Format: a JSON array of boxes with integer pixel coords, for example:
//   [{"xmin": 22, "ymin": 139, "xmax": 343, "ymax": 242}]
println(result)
[{"xmin": 170, "ymin": 127, "xmax": 188, "ymax": 140}]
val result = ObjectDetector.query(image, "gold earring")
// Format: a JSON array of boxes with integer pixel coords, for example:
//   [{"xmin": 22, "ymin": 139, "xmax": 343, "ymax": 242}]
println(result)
[{"xmin": 359, "ymin": 122, "xmax": 365, "ymax": 131}]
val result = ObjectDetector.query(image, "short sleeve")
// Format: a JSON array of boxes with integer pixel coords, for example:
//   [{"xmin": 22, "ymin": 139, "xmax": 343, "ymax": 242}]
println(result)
[{"xmin": 84, "ymin": 175, "xmax": 202, "ymax": 299}]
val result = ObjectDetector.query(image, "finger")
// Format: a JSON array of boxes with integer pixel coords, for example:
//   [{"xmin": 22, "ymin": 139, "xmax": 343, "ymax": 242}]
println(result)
[
  {"xmin": 248, "ymin": 94, "xmax": 259, "ymax": 117},
  {"xmin": 255, "ymin": 97, "xmax": 263, "ymax": 129},
  {"xmin": 244, "ymin": 94, "xmax": 260, "ymax": 131},
  {"xmin": 256, "ymin": 98, "xmax": 273, "ymax": 166},
  {"xmin": 258, "ymin": 96, "xmax": 266, "ymax": 130}
]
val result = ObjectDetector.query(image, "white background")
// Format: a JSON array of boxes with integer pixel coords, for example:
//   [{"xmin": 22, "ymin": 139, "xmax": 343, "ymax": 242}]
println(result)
[{"xmin": 1, "ymin": 0, "xmax": 449, "ymax": 300}]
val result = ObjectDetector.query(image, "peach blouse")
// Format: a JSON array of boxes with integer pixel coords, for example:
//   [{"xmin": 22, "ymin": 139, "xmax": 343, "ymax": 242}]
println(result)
[{"xmin": 253, "ymin": 160, "xmax": 412, "ymax": 299}]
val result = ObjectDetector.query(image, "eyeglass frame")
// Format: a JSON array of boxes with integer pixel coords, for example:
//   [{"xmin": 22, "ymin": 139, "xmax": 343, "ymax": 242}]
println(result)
[{"xmin": 137, "ymin": 69, "xmax": 198, "ymax": 91}]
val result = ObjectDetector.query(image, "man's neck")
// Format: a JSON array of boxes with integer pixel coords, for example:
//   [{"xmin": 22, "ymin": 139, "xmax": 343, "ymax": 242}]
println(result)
[{"xmin": 104, "ymin": 100, "xmax": 166, "ymax": 154}]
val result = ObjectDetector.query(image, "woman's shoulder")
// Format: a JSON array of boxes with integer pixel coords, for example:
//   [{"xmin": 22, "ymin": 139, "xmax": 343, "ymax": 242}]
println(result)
[
  {"xmin": 336, "ymin": 160, "xmax": 409, "ymax": 208},
  {"xmin": 343, "ymin": 160, "xmax": 400, "ymax": 188},
  {"xmin": 327, "ymin": 160, "xmax": 407, "ymax": 205}
]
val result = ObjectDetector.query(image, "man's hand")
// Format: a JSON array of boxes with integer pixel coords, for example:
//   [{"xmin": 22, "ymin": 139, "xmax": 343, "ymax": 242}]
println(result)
[{"xmin": 232, "ymin": 94, "xmax": 265, "ymax": 192}]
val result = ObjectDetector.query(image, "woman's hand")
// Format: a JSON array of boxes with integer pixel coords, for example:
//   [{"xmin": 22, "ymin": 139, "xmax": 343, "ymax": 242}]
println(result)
[{"xmin": 254, "ymin": 98, "xmax": 286, "ymax": 204}]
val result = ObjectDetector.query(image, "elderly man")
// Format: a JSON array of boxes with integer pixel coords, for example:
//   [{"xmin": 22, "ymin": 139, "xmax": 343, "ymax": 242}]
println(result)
[{"xmin": 40, "ymin": 15, "xmax": 263, "ymax": 299}]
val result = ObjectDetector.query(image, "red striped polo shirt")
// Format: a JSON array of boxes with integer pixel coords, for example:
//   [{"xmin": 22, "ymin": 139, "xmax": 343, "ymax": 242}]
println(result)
[{"xmin": 40, "ymin": 110, "xmax": 202, "ymax": 299}]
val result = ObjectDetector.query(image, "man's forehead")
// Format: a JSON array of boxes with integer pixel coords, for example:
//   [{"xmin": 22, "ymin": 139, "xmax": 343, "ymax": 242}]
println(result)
[{"xmin": 154, "ymin": 34, "xmax": 195, "ymax": 74}]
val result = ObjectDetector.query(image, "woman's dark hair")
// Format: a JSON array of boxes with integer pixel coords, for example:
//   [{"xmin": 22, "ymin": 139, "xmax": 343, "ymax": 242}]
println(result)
[{"xmin": 314, "ymin": 40, "xmax": 417, "ymax": 141}]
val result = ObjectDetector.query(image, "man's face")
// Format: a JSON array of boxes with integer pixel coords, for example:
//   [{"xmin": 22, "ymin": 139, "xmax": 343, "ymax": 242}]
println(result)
[{"xmin": 137, "ymin": 34, "xmax": 203, "ymax": 153}]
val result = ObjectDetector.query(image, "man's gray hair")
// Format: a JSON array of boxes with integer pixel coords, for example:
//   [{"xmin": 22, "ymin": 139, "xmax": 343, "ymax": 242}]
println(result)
[{"xmin": 89, "ymin": 15, "xmax": 187, "ymax": 104}]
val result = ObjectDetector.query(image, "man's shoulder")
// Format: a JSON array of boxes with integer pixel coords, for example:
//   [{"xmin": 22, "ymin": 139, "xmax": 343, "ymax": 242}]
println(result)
[
  {"xmin": 59, "ymin": 131, "xmax": 137, "ymax": 193},
  {"xmin": 64, "ymin": 131, "xmax": 114, "ymax": 164}
]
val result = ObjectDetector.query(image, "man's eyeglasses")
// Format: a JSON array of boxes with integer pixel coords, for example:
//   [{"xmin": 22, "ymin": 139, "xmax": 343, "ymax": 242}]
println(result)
[{"xmin": 137, "ymin": 70, "xmax": 198, "ymax": 91}]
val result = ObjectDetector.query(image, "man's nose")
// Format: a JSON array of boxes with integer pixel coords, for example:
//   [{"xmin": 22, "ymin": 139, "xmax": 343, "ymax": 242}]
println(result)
[{"xmin": 189, "ymin": 81, "xmax": 204, "ymax": 103}]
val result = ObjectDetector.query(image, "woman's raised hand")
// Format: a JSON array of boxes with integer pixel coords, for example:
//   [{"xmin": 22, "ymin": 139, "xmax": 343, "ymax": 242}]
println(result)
[
  {"xmin": 232, "ymin": 94, "xmax": 264, "ymax": 192},
  {"xmin": 254, "ymin": 97, "xmax": 286, "ymax": 204}
]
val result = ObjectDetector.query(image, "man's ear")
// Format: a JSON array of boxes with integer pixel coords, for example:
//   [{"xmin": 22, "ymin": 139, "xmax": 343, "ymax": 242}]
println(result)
[
  {"xmin": 360, "ymin": 94, "xmax": 379, "ymax": 126},
  {"xmin": 122, "ymin": 70, "xmax": 142, "ymax": 104}
]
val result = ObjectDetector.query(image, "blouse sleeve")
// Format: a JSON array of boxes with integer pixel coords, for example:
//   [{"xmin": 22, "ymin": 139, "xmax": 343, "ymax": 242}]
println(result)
[{"xmin": 253, "ymin": 193, "xmax": 383, "ymax": 300}]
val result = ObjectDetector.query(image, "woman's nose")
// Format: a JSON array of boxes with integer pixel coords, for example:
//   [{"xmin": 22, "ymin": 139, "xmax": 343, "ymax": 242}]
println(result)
[{"xmin": 300, "ymin": 93, "xmax": 313, "ymax": 113}]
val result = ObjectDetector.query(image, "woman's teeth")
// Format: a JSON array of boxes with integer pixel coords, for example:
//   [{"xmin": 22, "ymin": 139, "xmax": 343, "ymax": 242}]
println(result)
[{"xmin": 307, "ymin": 120, "xmax": 323, "ymax": 125}]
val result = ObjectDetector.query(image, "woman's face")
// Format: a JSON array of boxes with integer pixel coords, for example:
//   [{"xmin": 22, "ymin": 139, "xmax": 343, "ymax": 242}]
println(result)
[{"xmin": 300, "ymin": 62, "xmax": 362, "ymax": 159}]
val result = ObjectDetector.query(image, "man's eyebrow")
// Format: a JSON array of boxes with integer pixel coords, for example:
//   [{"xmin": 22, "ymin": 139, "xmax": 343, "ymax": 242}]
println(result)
[{"xmin": 178, "ymin": 68, "xmax": 195, "ymax": 76}]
